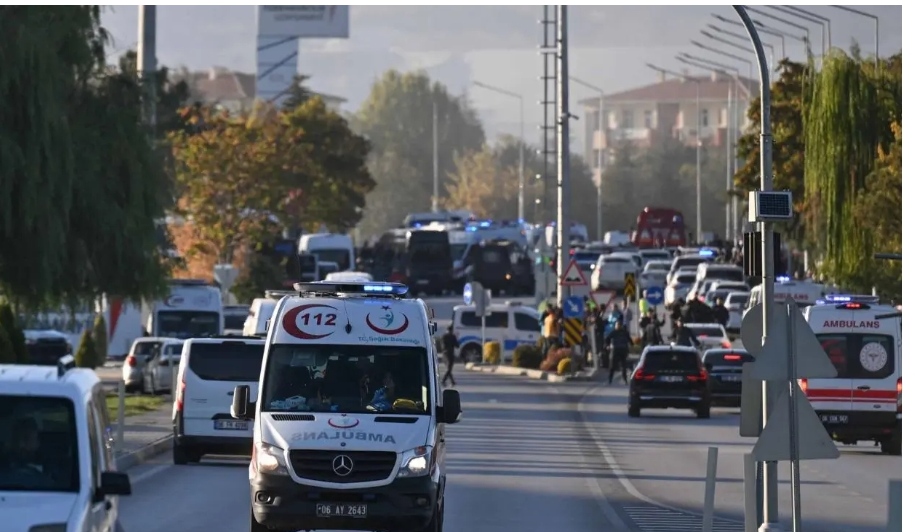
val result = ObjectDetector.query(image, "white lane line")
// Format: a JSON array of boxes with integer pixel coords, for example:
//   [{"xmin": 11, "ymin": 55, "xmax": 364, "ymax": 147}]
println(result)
[
  {"xmin": 575, "ymin": 384, "xmax": 745, "ymax": 526},
  {"xmin": 130, "ymin": 464, "xmax": 170, "ymax": 485}
]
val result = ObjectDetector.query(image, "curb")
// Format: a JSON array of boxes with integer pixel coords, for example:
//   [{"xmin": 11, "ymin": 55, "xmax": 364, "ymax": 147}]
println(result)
[
  {"xmin": 115, "ymin": 435, "xmax": 173, "ymax": 471},
  {"xmin": 465, "ymin": 363, "xmax": 572, "ymax": 383}
]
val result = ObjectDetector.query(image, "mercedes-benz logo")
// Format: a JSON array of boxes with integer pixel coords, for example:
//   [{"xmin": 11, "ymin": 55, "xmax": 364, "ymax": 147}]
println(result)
[{"xmin": 332, "ymin": 455, "xmax": 354, "ymax": 477}]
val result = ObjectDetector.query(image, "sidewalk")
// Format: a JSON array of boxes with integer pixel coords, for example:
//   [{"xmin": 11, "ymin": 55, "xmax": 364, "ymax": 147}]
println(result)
[{"xmin": 113, "ymin": 403, "xmax": 174, "ymax": 471}]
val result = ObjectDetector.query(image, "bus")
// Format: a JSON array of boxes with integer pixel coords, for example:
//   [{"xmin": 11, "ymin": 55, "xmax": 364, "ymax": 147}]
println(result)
[{"xmin": 631, "ymin": 207, "xmax": 688, "ymax": 248}]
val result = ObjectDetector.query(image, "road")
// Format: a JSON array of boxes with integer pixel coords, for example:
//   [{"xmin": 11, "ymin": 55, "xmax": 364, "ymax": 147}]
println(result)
[{"xmin": 117, "ymin": 367, "xmax": 896, "ymax": 531}]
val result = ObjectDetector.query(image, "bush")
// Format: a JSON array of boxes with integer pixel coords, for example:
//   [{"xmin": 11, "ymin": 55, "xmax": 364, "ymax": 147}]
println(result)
[
  {"xmin": 512, "ymin": 344, "xmax": 542, "ymax": 369},
  {"xmin": 0, "ymin": 326, "xmax": 14, "ymax": 364},
  {"xmin": 0, "ymin": 303, "xmax": 27, "ymax": 364},
  {"xmin": 557, "ymin": 357, "xmax": 572, "ymax": 375},
  {"xmin": 483, "ymin": 341, "xmax": 501, "ymax": 365},
  {"xmin": 74, "ymin": 330, "xmax": 98, "ymax": 369},
  {"xmin": 540, "ymin": 347, "xmax": 571, "ymax": 372},
  {"xmin": 92, "ymin": 313, "xmax": 108, "ymax": 366}
]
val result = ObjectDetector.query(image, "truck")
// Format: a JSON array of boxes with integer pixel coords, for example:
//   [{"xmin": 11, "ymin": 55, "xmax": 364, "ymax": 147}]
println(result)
[{"xmin": 141, "ymin": 279, "xmax": 224, "ymax": 339}]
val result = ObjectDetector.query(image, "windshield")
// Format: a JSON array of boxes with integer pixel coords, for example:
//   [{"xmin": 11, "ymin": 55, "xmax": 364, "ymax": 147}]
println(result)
[
  {"xmin": 677, "ymin": 257, "xmax": 707, "ymax": 268},
  {"xmin": 706, "ymin": 269, "xmax": 745, "ymax": 282},
  {"xmin": 0, "ymin": 396, "xmax": 79, "ymax": 492},
  {"xmin": 642, "ymin": 252, "xmax": 671, "ymax": 261},
  {"xmin": 156, "ymin": 311, "xmax": 220, "ymax": 339},
  {"xmin": 573, "ymin": 251, "xmax": 601, "ymax": 263},
  {"xmin": 262, "ymin": 344, "xmax": 431, "ymax": 415},
  {"xmin": 688, "ymin": 326, "xmax": 724, "ymax": 338},
  {"xmin": 188, "ymin": 342, "xmax": 264, "ymax": 381},
  {"xmin": 727, "ymin": 294, "xmax": 749, "ymax": 306},
  {"xmin": 409, "ymin": 241, "xmax": 450, "ymax": 264},
  {"xmin": 449, "ymin": 244, "xmax": 468, "ymax": 262},
  {"xmin": 643, "ymin": 351, "xmax": 699, "ymax": 372},
  {"xmin": 675, "ymin": 274, "xmax": 695, "ymax": 285},
  {"xmin": 131, "ymin": 341, "xmax": 162, "ymax": 358},
  {"xmin": 645, "ymin": 262, "xmax": 670, "ymax": 272},
  {"xmin": 481, "ymin": 249, "xmax": 507, "ymax": 264},
  {"xmin": 163, "ymin": 344, "xmax": 183, "ymax": 356},
  {"xmin": 312, "ymin": 249, "xmax": 351, "ymax": 271},
  {"xmin": 224, "ymin": 314, "xmax": 247, "ymax": 330}
]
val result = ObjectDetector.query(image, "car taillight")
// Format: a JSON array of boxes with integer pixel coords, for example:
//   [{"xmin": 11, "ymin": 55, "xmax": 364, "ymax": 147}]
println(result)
[
  {"xmin": 632, "ymin": 368, "xmax": 654, "ymax": 381},
  {"xmin": 127, "ymin": 356, "xmax": 136, "ymax": 367},
  {"xmin": 688, "ymin": 369, "xmax": 708, "ymax": 382},
  {"xmin": 799, "ymin": 378, "xmax": 808, "ymax": 394},
  {"xmin": 897, "ymin": 377, "xmax": 901, "ymax": 413},
  {"xmin": 175, "ymin": 373, "xmax": 186, "ymax": 412},
  {"xmin": 721, "ymin": 340, "xmax": 732, "ymax": 348}
]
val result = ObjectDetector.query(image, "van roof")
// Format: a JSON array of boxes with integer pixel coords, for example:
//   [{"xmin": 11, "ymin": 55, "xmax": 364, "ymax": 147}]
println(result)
[{"xmin": 0, "ymin": 356, "xmax": 99, "ymax": 398}]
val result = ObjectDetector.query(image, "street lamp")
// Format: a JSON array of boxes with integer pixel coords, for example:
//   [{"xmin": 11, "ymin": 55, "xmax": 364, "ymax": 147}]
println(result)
[
  {"xmin": 713, "ymin": 14, "xmax": 810, "ymax": 60},
  {"xmin": 646, "ymin": 63, "xmax": 703, "ymax": 241},
  {"xmin": 829, "ymin": 5, "xmax": 880, "ymax": 70},
  {"xmin": 746, "ymin": 6, "xmax": 814, "ymax": 56},
  {"xmin": 473, "ymin": 80, "xmax": 526, "ymax": 221},
  {"xmin": 765, "ymin": 6, "xmax": 830, "ymax": 55},
  {"xmin": 570, "ymin": 76, "xmax": 605, "ymax": 238},
  {"xmin": 702, "ymin": 28, "xmax": 775, "ymax": 68},
  {"xmin": 690, "ymin": 40, "xmax": 755, "ymax": 81},
  {"xmin": 709, "ymin": 23, "xmax": 784, "ymax": 60}
]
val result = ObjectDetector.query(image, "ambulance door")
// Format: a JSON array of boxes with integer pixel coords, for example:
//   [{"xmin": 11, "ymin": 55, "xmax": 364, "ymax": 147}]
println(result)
[
  {"xmin": 849, "ymin": 331, "xmax": 898, "ymax": 415},
  {"xmin": 808, "ymin": 333, "xmax": 854, "ymax": 424}
]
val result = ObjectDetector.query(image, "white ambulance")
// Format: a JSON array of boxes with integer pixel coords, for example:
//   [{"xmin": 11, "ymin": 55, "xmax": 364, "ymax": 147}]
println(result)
[
  {"xmin": 142, "ymin": 279, "xmax": 223, "ymax": 340},
  {"xmin": 230, "ymin": 281, "xmax": 461, "ymax": 532},
  {"xmin": 801, "ymin": 294, "xmax": 901, "ymax": 455},
  {"xmin": 745, "ymin": 278, "xmax": 827, "ymax": 314}
]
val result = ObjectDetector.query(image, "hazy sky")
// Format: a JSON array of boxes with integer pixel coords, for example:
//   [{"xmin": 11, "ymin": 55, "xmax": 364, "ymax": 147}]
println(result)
[{"xmin": 100, "ymin": 5, "xmax": 901, "ymax": 149}]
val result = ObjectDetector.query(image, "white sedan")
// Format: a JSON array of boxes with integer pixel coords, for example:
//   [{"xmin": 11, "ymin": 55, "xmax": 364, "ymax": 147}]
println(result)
[{"xmin": 684, "ymin": 323, "xmax": 731, "ymax": 350}]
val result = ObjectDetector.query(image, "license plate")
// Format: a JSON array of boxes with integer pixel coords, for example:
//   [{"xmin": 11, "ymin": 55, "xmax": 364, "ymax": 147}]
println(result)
[
  {"xmin": 316, "ymin": 503, "xmax": 368, "ymax": 518},
  {"xmin": 721, "ymin": 375, "xmax": 741, "ymax": 382},
  {"xmin": 659, "ymin": 376, "xmax": 683, "ymax": 382},
  {"xmin": 416, "ymin": 279, "xmax": 429, "ymax": 285},
  {"xmin": 820, "ymin": 414, "xmax": 848, "ymax": 424},
  {"xmin": 214, "ymin": 420, "xmax": 249, "ymax": 430}
]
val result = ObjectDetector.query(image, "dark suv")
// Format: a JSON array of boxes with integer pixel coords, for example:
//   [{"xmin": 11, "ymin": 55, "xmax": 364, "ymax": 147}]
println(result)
[
  {"xmin": 702, "ymin": 348, "xmax": 753, "ymax": 407},
  {"xmin": 628, "ymin": 346, "xmax": 711, "ymax": 418}
]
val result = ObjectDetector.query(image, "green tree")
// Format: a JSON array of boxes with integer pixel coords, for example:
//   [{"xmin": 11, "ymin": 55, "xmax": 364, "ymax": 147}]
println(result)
[
  {"xmin": 600, "ymin": 140, "xmax": 642, "ymax": 231},
  {"xmin": 443, "ymin": 147, "xmax": 518, "ymax": 218},
  {"xmin": 0, "ymin": 303, "xmax": 27, "ymax": 364},
  {"xmin": 232, "ymin": 250, "xmax": 286, "ymax": 304},
  {"xmin": 354, "ymin": 70, "xmax": 486, "ymax": 234},
  {"xmin": 92, "ymin": 313, "xmax": 108, "ymax": 367},
  {"xmin": 74, "ymin": 329, "xmax": 98, "ymax": 369},
  {"xmin": 116, "ymin": 50, "xmax": 192, "ymax": 137},
  {"xmin": 280, "ymin": 74, "xmax": 315, "ymax": 112},
  {"xmin": 0, "ymin": 325, "xmax": 13, "ymax": 364}
]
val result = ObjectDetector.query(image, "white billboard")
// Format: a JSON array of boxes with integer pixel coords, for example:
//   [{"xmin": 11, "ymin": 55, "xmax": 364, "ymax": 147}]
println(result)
[{"xmin": 257, "ymin": 5, "xmax": 349, "ymax": 38}]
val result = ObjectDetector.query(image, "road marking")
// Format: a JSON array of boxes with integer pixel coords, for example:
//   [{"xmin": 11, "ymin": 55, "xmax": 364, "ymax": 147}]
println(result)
[
  {"xmin": 130, "ymin": 464, "xmax": 170, "ymax": 485},
  {"xmin": 575, "ymin": 385, "xmax": 746, "ymax": 530}
]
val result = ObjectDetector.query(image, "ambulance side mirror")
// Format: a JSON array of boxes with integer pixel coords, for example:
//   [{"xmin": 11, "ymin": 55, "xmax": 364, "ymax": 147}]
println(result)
[
  {"xmin": 439, "ymin": 389, "xmax": 462, "ymax": 424},
  {"xmin": 231, "ymin": 385, "xmax": 253, "ymax": 420}
]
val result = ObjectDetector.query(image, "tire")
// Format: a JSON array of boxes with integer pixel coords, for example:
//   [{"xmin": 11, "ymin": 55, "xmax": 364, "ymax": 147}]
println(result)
[
  {"xmin": 172, "ymin": 441, "xmax": 200, "ymax": 465},
  {"xmin": 420, "ymin": 497, "xmax": 444, "ymax": 532},
  {"xmin": 460, "ymin": 343, "xmax": 481, "ymax": 364},
  {"xmin": 881, "ymin": 430, "xmax": 902, "ymax": 455},
  {"xmin": 627, "ymin": 404, "xmax": 641, "ymax": 418},
  {"xmin": 250, "ymin": 509, "xmax": 271, "ymax": 532},
  {"xmin": 696, "ymin": 404, "xmax": 711, "ymax": 419}
]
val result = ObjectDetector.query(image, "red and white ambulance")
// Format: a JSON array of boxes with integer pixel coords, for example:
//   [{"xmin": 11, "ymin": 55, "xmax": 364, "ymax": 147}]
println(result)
[{"xmin": 801, "ymin": 294, "xmax": 901, "ymax": 455}]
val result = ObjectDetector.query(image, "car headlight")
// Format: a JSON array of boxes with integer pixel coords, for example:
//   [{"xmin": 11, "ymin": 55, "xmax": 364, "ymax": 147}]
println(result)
[
  {"xmin": 397, "ymin": 445, "xmax": 433, "ymax": 478},
  {"xmin": 30, "ymin": 525, "xmax": 67, "ymax": 532},
  {"xmin": 255, "ymin": 443, "xmax": 288, "ymax": 475}
]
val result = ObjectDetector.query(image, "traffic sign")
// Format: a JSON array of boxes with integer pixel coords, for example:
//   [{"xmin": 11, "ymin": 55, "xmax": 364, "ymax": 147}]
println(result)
[
  {"xmin": 645, "ymin": 285, "xmax": 664, "ymax": 306},
  {"xmin": 623, "ymin": 272, "xmax": 637, "ymax": 300},
  {"xmin": 563, "ymin": 318, "xmax": 583, "ymax": 346},
  {"xmin": 751, "ymin": 382, "xmax": 840, "ymax": 461},
  {"xmin": 591, "ymin": 291, "xmax": 616, "ymax": 313},
  {"xmin": 741, "ymin": 300, "xmax": 837, "ymax": 381},
  {"xmin": 563, "ymin": 296, "xmax": 585, "ymax": 319},
  {"xmin": 560, "ymin": 259, "xmax": 588, "ymax": 286},
  {"xmin": 213, "ymin": 264, "xmax": 239, "ymax": 291},
  {"xmin": 462, "ymin": 283, "xmax": 475, "ymax": 305}
]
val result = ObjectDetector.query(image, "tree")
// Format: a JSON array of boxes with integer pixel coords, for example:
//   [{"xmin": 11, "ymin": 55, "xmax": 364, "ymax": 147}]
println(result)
[
  {"xmin": 443, "ymin": 148, "xmax": 518, "ymax": 218},
  {"xmin": 74, "ymin": 329, "xmax": 97, "ymax": 369},
  {"xmin": 92, "ymin": 313, "xmax": 108, "ymax": 367},
  {"xmin": 0, "ymin": 303, "xmax": 26, "ymax": 364},
  {"xmin": 232, "ymin": 250, "xmax": 286, "ymax": 304},
  {"xmin": 600, "ymin": 140, "xmax": 642, "ymax": 231},
  {"xmin": 354, "ymin": 70, "xmax": 486, "ymax": 234},
  {"xmin": 280, "ymin": 74, "xmax": 314, "ymax": 112},
  {"xmin": 115, "ymin": 50, "xmax": 192, "ymax": 137},
  {"xmin": 734, "ymin": 59, "xmax": 809, "ymax": 242},
  {"xmin": 0, "ymin": 326, "xmax": 13, "ymax": 364}
]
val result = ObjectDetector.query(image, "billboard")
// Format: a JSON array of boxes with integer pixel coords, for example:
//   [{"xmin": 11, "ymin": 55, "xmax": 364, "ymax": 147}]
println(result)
[
  {"xmin": 256, "ymin": 36, "xmax": 300, "ymax": 104},
  {"xmin": 257, "ymin": 5, "xmax": 350, "ymax": 38}
]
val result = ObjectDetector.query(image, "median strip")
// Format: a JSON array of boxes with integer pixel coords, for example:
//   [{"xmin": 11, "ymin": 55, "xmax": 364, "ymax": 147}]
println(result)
[{"xmin": 106, "ymin": 394, "xmax": 164, "ymax": 419}]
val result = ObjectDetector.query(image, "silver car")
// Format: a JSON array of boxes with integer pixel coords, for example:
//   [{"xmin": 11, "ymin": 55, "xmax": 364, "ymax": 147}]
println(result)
[
  {"xmin": 141, "ymin": 341, "xmax": 184, "ymax": 394},
  {"xmin": 122, "ymin": 337, "xmax": 174, "ymax": 393}
]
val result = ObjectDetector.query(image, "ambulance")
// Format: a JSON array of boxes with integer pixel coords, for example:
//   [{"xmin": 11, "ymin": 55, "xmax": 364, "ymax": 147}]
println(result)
[
  {"xmin": 230, "ymin": 281, "xmax": 461, "ymax": 532},
  {"xmin": 801, "ymin": 294, "xmax": 901, "ymax": 455},
  {"xmin": 142, "ymin": 279, "xmax": 223, "ymax": 339},
  {"xmin": 745, "ymin": 277, "xmax": 827, "ymax": 314}
]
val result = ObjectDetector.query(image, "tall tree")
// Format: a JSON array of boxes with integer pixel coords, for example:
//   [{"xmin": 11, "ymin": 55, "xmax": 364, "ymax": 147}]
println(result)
[
  {"xmin": 280, "ymin": 74, "xmax": 314, "ymax": 112},
  {"xmin": 116, "ymin": 50, "xmax": 192, "ymax": 137},
  {"xmin": 443, "ymin": 147, "xmax": 518, "ymax": 218},
  {"xmin": 353, "ymin": 70, "xmax": 486, "ymax": 234},
  {"xmin": 600, "ymin": 140, "xmax": 642, "ymax": 231}
]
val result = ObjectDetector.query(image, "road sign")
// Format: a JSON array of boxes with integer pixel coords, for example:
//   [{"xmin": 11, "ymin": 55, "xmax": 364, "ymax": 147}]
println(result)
[
  {"xmin": 474, "ymin": 287, "xmax": 491, "ymax": 318},
  {"xmin": 623, "ymin": 272, "xmax": 637, "ymax": 300},
  {"xmin": 563, "ymin": 296, "xmax": 585, "ymax": 319},
  {"xmin": 741, "ymin": 301, "xmax": 837, "ymax": 381},
  {"xmin": 645, "ymin": 285, "xmax": 664, "ymax": 306},
  {"xmin": 591, "ymin": 291, "xmax": 616, "ymax": 313},
  {"xmin": 739, "ymin": 362, "xmax": 763, "ymax": 437},
  {"xmin": 560, "ymin": 259, "xmax": 588, "ymax": 286},
  {"xmin": 213, "ymin": 264, "xmax": 239, "ymax": 291},
  {"xmin": 462, "ymin": 283, "xmax": 475, "ymax": 305},
  {"xmin": 568, "ymin": 284, "xmax": 591, "ymax": 299},
  {"xmin": 563, "ymin": 318, "xmax": 583, "ymax": 346},
  {"xmin": 751, "ymin": 382, "xmax": 840, "ymax": 461}
]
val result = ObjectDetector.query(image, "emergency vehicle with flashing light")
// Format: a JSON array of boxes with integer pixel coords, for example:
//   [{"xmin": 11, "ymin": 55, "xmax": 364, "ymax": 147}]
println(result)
[
  {"xmin": 745, "ymin": 277, "xmax": 827, "ymax": 314},
  {"xmin": 0, "ymin": 356, "xmax": 133, "ymax": 532},
  {"xmin": 801, "ymin": 294, "xmax": 901, "ymax": 455},
  {"xmin": 230, "ymin": 281, "xmax": 462, "ymax": 532}
]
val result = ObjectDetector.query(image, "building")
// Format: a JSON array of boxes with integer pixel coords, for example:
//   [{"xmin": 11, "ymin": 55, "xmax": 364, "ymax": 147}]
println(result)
[
  {"xmin": 176, "ymin": 67, "xmax": 347, "ymax": 115},
  {"xmin": 579, "ymin": 70, "xmax": 758, "ymax": 177}
]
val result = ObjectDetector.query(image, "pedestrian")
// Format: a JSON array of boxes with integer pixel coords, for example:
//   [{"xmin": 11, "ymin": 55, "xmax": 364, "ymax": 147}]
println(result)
[
  {"xmin": 638, "ymin": 290, "xmax": 650, "ymax": 317},
  {"xmin": 540, "ymin": 303, "xmax": 556, "ymax": 357},
  {"xmin": 640, "ymin": 310, "xmax": 664, "ymax": 348},
  {"xmin": 441, "ymin": 325, "xmax": 458, "ymax": 386},
  {"xmin": 543, "ymin": 307, "xmax": 561, "ymax": 355},
  {"xmin": 671, "ymin": 318, "xmax": 700, "ymax": 348},
  {"xmin": 711, "ymin": 297, "xmax": 729, "ymax": 328},
  {"xmin": 605, "ymin": 320, "xmax": 633, "ymax": 384}
]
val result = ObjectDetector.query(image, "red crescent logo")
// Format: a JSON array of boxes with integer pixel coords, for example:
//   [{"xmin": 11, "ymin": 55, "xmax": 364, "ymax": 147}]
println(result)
[
  {"xmin": 282, "ymin": 304, "xmax": 336, "ymax": 340},
  {"xmin": 365, "ymin": 313, "xmax": 409, "ymax": 335},
  {"xmin": 328, "ymin": 417, "xmax": 359, "ymax": 429}
]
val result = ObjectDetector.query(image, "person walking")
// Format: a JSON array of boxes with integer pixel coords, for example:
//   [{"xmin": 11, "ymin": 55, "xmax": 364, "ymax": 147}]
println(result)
[
  {"xmin": 605, "ymin": 320, "xmax": 633, "ymax": 384},
  {"xmin": 712, "ymin": 297, "xmax": 729, "ymax": 328},
  {"xmin": 441, "ymin": 325, "xmax": 458, "ymax": 386},
  {"xmin": 638, "ymin": 290, "xmax": 650, "ymax": 317}
]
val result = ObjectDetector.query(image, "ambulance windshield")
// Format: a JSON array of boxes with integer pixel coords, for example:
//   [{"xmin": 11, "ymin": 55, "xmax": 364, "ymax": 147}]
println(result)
[{"xmin": 261, "ymin": 345, "xmax": 431, "ymax": 415}]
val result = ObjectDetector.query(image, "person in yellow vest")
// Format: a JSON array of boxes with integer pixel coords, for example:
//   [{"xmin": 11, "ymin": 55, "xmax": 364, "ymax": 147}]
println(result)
[{"xmin": 638, "ymin": 290, "xmax": 650, "ymax": 316}]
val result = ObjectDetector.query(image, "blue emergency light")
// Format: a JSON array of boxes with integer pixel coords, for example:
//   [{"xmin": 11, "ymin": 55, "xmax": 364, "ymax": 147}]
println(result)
[
  {"xmin": 699, "ymin": 249, "xmax": 715, "ymax": 257},
  {"xmin": 817, "ymin": 294, "xmax": 880, "ymax": 305},
  {"xmin": 294, "ymin": 281, "xmax": 409, "ymax": 297},
  {"xmin": 776, "ymin": 275, "xmax": 791, "ymax": 282}
]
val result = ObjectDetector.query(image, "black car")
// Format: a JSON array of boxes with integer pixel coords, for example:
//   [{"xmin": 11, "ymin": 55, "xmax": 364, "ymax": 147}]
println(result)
[
  {"xmin": 628, "ymin": 346, "xmax": 710, "ymax": 418},
  {"xmin": 702, "ymin": 348, "xmax": 753, "ymax": 407}
]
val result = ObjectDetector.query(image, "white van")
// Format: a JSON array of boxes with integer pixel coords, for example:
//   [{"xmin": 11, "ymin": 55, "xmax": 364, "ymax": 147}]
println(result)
[
  {"xmin": 451, "ymin": 302, "xmax": 541, "ymax": 362},
  {"xmin": 801, "ymin": 294, "xmax": 901, "ymax": 455},
  {"xmin": 96, "ymin": 295, "xmax": 143, "ymax": 360},
  {"xmin": 230, "ymin": 281, "xmax": 461, "ymax": 532},
  {"xmin": 745, "ymin": 278, "xmax": 827, "ymax": 314},
  {"xmin": 172, "ymin": 336, "xmax": 266, "ymax": 464},
  {"xmin": 299, "ymin": 233, "xmax": 355, "ymax": 272},
  {"xmin": 142, "ymin": 279, "xmax": 223, "ymax": 339},
  {"xmin": 242, "ymin": 291, "xmax": 295, "ymax": 337}
]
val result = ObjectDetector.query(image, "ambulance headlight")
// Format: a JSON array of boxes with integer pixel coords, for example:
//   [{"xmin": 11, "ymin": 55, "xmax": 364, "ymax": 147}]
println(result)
[
  {"xmin": 255, "ymin": 443, "xmax": 288, "ymax": 475},
  {"xmin": 398, "ymin": 445, "xmax": 432, "ymax": 478}
]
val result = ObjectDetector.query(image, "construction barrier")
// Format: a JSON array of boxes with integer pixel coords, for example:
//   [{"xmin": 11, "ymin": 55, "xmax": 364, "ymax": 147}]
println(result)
[{"xmin": 563, "ymin": 317, "xmax": 583, "ymax": 347}]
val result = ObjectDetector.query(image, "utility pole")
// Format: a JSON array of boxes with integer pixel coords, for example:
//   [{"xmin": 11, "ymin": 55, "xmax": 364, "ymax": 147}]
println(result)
[
  {"xmin": 725, "ymin": 81, "xmax": 733, "ymax": 242},
  {"xmin": 137, "ymin": 6, "xmax": 157, "ymax": 132},
  {"xmin": 694, "ymin": 80, "xmax": 702, "ymax": 243},
  {"xmin": 432, "ymin": 100, "xmax": 439, "ymax": 212},
  {"xmin": 518, "ymin": 96, "xmax": 525, "ymax": 222},
  {"xmin": 555, "ymin": 4, "xmax": 571, "ymax": 308}
]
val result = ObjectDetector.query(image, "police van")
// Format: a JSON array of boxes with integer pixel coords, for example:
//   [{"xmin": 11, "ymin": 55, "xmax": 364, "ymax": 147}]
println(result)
[
  {"xmin": 1, "ymin": 356, "xmax": 132, "ymax": 531},
  {"xmin": 801, "ymin": 294, "xmax": 901, "ymax": 455},
  {"xmin": 451, "ymin": 302, "xmax": 541, "ymax": 363},
  {"xmin": 230, "ymin": 282, "xmax": 462, "ymax": 532}
]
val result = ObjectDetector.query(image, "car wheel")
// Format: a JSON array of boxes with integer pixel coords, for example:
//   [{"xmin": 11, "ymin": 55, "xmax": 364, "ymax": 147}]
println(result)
[
  {"xmin": 250, "ymin": 509, "xmax": 271, "ymax": 532},
  {"xmin": 420, "ymin": 496, "xmax": 444, "ymax": 532},
  {"xmin": 627, "ymin": 404, "xmax": 641, "ymax": 418},
  {"xmin": 881, "ymin": 431, "xmax": 902, "ymax": 455},
  {"xmin": 696, "ymin": 404, "xmax": 711, "ymax": 419},
  {"xmin": 173, "ymin": 442, "xmax": 200, "ymax": 465},
  {"xmin": 460, "ymin": 344, "xmax": 481, "ymax": 364}
]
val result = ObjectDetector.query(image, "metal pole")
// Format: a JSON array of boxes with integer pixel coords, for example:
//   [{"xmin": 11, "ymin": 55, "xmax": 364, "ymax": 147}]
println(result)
[
  {"xmin": 433, "ymin": 101, "xmax": 439, "ymax": 211},
  {"xmin": 732, "ymin": 81, "xmax": 742, "ymax": 241},
  {"xmin": 694, "ymin": 80, "xmax": 702, "ymax": 244},
  {"xmin": 518, "ymin": 97, "xmax": 525, "ymax": 221},
  {"xmin": 785, "ymin": 302, "xmax": 802, "ymax": 531},
  {"xmin": 116, "ymin": 380, "xmax": 126, "ymax": 454},
  {"xmin": 137, "ymin": 5, "xmax": 157, "ymax": 132},
  {"xmin": 702, "ymin": 446, "xmax": 720, "ymax": 532},
  {"xmin": 733, "ymin": 6, "xmax": 781, "ymax": 531},
  {"xmin": 597, "ymin": 92, "xmax": 604, "ymax": 238},
  {"xmin": 555, "ymin": 4, "xmax": 571, "ymax": 308},
  {"xmin": 725, "ymin": 81, "xmax": 733, "ymax": 242}
]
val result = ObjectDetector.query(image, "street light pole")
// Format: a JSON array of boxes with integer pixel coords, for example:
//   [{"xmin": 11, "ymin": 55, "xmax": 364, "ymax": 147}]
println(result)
[
  {"xmin": 137, "ymin": 5, "xmax": 157, "ymax": 133},
  {"xmin": 778, "ymin": 6, "xmax": 832, "ymax": 50},
  {"xmin": 702, "ymin": 29, "xmax": 775, "ymax": 69},
  {"xmin": 746, "ymin": 6, "xmax": 814, "ymax": 56},
  {"xmin": 570, "ymin": 76, "xmax": 605, "ymax": 238},
  {"xmin": 829, "ymin": 5, "xmax": 880, "ymax": 70},
  {"xmin": 473, "ymin": 81, "xmax": 526, "ymax": 221},
  {"xmin": 646, "ymin": 64, "xmax": 703, "ymax": 241}
]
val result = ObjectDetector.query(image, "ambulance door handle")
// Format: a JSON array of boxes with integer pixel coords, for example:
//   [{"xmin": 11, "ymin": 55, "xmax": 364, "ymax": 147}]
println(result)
[{"xmin": 856, "ymin": 385, "xmax": 871, "ymax": 390}]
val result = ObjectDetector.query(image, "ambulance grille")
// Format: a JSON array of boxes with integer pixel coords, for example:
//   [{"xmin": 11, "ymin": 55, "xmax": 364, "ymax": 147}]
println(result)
[{"xmin": 289, "ymin": 450, "xmax": 397, "ymax": 483}]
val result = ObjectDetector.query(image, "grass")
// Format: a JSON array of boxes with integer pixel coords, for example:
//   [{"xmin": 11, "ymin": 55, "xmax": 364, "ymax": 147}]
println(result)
[{"xmin": 105, "ymin": 394, "xmax": 164, "ymax": 420}]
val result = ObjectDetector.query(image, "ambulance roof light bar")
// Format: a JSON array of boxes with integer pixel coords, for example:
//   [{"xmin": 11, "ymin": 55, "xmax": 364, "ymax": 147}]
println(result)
[
  {"xmin": 821, "ymin": 294, "xmax": 880, "ymax": 304},
  {"xmin": 293, "ymin": 281, "xmax": 409, "ymax": 298}
]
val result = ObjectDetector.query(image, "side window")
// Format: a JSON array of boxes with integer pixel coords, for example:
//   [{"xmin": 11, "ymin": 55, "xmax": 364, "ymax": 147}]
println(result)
[
  {"xmin": 514, "ymin": 313, "xmax": 541, "ymax": 332},
  {"xmin": 485, "ymin": 312, "xmax": 509, "ymax": 328},
  {"xmin": 817, "ymin": 334, "xmax": 849, "ymax": 378},
  {"xmin": 93, "ymin": 388, "xmax": 115, "ymax": 469},
  {"xmin": 86, "ymin": 405, "xmax": 102, "ymax": 490},
  {"xmin": 459, "ymin": 312, "xmax": 478, "ymax": 327}
]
